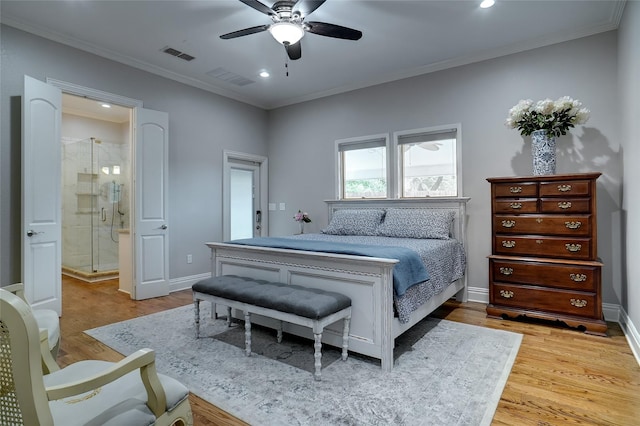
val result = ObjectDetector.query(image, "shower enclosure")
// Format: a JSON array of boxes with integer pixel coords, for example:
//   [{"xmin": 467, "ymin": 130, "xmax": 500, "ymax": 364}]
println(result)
[{"xmin": 62, "ymin": 137, "xmax": 129, "ymax": 281}]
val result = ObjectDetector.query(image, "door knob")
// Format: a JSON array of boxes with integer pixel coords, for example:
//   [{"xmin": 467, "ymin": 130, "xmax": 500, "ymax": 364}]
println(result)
[
  {"xmin": 160, "ymin": 224, "xmax": 167, "ymax": 230},
  {"xmin": 26, "ymin": 230, "xmax": 40, "ymax": 237}
]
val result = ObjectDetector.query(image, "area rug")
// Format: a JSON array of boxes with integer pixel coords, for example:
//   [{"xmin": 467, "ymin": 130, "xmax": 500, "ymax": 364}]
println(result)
[{"xmin": 86, "ymin": 304, "xmax": 522, "ymax": 426}]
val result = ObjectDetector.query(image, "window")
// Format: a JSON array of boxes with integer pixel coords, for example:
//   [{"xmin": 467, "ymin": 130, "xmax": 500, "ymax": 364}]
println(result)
[
  {"xmin": 396, "ymin": 127, "xmax": 459, "ymax": 197},
  {"xmin": 335, "ymin": 125, "xmax": 460, "ymax": 199},
  {"xmin": 337, "ymin": 135, "xmax": 388, "ymax": 199}
]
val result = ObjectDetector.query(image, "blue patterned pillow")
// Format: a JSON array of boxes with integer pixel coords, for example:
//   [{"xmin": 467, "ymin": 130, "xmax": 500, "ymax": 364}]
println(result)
[
  {"xmin": 322, "ymin": 209, "xmax": 385, "ymax": 236},
  {"xmin": 377, "ymin": 208, "xmax": 454, "ymax": 239}
]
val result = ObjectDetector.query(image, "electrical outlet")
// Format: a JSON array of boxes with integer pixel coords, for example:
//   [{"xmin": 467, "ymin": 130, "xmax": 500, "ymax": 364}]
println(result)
[{"xmin": 186, "ymin": 254, "xmax": 192, "ymax": 264}]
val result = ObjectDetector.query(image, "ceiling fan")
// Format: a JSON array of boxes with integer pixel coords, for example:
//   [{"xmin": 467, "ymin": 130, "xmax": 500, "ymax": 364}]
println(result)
[{"xmin": 220, "ymin": 0, "xmax": 363, "ymax": 60}]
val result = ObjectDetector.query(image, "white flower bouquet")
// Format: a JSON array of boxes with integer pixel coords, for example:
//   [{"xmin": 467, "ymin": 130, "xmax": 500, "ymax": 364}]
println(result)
[{"xmin": 505, "ymin": 96, "xmax": 590, "ymax": 137}]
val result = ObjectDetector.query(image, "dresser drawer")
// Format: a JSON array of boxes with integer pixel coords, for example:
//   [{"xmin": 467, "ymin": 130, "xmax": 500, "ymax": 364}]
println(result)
[
  {"xmin": 493, "ymin": 215, "xmax": 591, "ymax": 236},
  {"xmin": 540, "ymin": 180, "xmax": 591, "ymax": 197},
  {"xmin": 540, "ymin": 198, "xmax": 592, "ymax": 213},
  {"xmin": 494, "ymin": 199, "xmax": 538, "ymax": 214},
  {"xmin": 490, "ymin": 258, "xmax": 598, "ymax": 291},
  {"xmin": 494, "ymin": 182, "xmax": 537, "ymax": 198},
  {"xmin": 491, "ymin": 283, "xmax": 599, "ymax": 318},
  {"xmin": 494, "ymin": 235, "xmax": 593, "ymax": 259}
]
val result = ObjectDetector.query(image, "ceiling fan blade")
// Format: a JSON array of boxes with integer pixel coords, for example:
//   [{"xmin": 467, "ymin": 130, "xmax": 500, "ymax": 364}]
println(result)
[
  {"xmin": 285, "ymin": 42, "xmax": 302, "ymax": 60},
  {"xmin": 220, "ymin": 24, "xmax": 269, "ymax": 39},
  {"xmin": 306, "ymin": 21, "xmax": 362, "ymax": 40},
  {"xmin": 293, "ymin": 0, "xmax": 326, "ymax": 17},
  {"xmin": 238, "ymin": 0, "xmax": 275, "ymax": 16}
]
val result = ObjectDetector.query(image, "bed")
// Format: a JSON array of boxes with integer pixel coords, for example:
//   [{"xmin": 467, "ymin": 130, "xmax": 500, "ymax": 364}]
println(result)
[{"xmin": 205, "ymin": 197, "xmax": 469, "ymax": 371}]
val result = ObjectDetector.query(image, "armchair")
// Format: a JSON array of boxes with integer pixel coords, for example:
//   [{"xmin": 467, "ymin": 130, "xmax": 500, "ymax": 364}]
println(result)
[{"xmin": 0, "ymin": 288, "xmax": 193, "ymax": 425}]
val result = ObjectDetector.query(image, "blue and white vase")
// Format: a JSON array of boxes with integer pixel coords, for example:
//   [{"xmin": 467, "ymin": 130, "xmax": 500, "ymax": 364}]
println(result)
[{"xmin": 531, "ymin": 129, "xmax": 556, "ymax": 176}]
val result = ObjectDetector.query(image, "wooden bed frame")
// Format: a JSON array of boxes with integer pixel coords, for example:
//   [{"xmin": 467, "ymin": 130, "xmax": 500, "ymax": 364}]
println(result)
[{"xmin": 206, "ymin": 197, "xmax": 470, "ymax": 371}]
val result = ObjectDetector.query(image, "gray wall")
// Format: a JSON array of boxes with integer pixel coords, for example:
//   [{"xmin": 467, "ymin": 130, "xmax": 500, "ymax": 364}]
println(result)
[
  {"xmin": 0, "ymin": 25, "xmax": 268, "ymax": 283},
  {"xmin": 267, "ymin": 31, "xmax": 623, "ymax": 306},
  {"xmin": 618, "ymin": 1, "xmax": 640, "ymax": 333}
]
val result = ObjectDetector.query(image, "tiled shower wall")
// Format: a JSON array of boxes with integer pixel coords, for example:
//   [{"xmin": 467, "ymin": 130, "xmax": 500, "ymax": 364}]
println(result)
[{"xmin": 61, "ymin": 113, "xmax": 130, "ymax": 273}]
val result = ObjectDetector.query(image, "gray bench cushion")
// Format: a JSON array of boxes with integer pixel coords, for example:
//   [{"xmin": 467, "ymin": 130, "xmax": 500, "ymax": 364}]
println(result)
[{"xmin": 192, "ymin": 275, "xmax": 351, "ymax": 320}]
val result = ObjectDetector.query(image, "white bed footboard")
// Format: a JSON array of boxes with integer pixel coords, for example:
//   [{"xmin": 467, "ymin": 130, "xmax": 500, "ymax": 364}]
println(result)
[{"xmin": 206, "ymin": 197, "xmax": 469, "ymax": 371}]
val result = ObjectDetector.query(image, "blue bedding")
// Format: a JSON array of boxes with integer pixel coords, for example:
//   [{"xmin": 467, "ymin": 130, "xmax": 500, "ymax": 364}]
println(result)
[{"xmin": 228, "ymin": 237, "xmax": 429, "ymax": 297}]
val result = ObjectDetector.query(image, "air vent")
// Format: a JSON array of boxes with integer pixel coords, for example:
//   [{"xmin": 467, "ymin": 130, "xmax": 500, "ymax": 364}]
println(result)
[
  {"xmin": 161, "ymin": 46, "xmax": 196, "ymax": 62},
  {"xmin": 206, "ymin": 67, "xmax": 254, "ymax": 87}
]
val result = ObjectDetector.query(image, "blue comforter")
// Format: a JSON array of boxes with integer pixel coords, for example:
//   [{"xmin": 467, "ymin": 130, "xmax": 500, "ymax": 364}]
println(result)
[{"xmin": 228, "ymin": 237, "xmax": 429, "ymax": 297}]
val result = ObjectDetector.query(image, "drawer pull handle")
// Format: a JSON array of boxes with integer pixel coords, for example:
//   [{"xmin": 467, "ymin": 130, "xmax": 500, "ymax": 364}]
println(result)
[
  {"xmin": 502, "ymin": 241, "xmax": 516, "ymax": 248},
  {"xmin": 536, "ymin": 218, "xmax": 543, "ymax": 223},
  {"xmin": 536, "ymin": 239, "xmax": 544, "ymax": 244},
  {"xmin": 510, "ymin": 202, "xmax": 523, "ymax": 209},
  {"xmin": 499, "ymin": 267, "xmax": 513, "ymax": 275},
  {"xmin": 509, "ymin": 186, "xmax": 522, "ymax": 193},
  {"xmin": 565, "ymin": 221, "xmax": 582, "ymax": 229},
  {"xmin": 565, "ymin": 243, "xmax": 582, "ymax": 252},
  {"xmin": 570, "ymin": 299, "xmax": 588, "ymax": 308},
  {"xmin": 570, "ymin": 273, "xmax": 587, "ymax": 282},
  {"xmin": 501, "ymin": 220, "xmax": 516, "ymax": 228},
  {"xmin": 558, "ymin": 201, "xmax": 572, "ymax": 209},
  {"xmin": 558, "ymin": 184, "xmax": 572, "ymax": 192},
  {"xmin": 500, "ymin": 290, "xmax": 514, "ymax": 299}
]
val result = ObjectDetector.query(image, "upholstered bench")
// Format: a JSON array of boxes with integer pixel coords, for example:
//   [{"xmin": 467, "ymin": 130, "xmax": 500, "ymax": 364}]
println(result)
[{"xmin": 192, "ymin": 275, "xmax": 352, "ymax": 380}]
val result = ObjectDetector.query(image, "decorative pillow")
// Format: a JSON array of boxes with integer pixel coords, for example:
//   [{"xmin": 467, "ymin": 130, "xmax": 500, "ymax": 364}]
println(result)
[
  {"xmin": 322, "ymin": 209, "xmax": 385, "ymax": 236},
  {"xmin": 377, "ymin": 208, "xmax": 455, "ymax": 239}
]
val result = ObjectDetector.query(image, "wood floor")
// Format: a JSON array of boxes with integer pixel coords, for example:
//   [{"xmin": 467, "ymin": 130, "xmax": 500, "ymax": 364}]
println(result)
[{"xmin": 58, "ymin": 276, "xmax": 640, "ymax": 425}]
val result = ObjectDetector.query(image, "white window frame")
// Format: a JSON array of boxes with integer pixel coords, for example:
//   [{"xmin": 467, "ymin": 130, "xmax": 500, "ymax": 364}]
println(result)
[
  {"xmin": 392, "ymin": 123, "xmax": 462, "ymax": 198},
  {"xmin": 334, "ymin": 133, "xmax": 391, "ymax": 199},
  {"xmin": 335, "ymin": 125, "xmax": 462, "ymax": 200}
]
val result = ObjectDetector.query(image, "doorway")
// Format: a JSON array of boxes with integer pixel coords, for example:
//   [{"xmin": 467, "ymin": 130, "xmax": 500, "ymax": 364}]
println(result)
[
  {"xmin": 223, "ymin": 150, "xmax": 268, "ymax": 241},
  {"xmin": 60, "ymin": 94, "xmax": 132, "ymax": 282},
  {"xmin": 24, "ymin": 76, "xmax": 170, "ymax": 310}
]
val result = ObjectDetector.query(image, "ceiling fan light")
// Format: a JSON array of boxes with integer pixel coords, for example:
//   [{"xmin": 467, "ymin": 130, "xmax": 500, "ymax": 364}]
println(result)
[{"xmin": 269, "ymin": 22, "xmax": 304, "ymax": 45}]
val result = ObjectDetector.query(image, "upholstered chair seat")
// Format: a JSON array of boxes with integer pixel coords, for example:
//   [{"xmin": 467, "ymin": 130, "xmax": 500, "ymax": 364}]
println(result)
[{"xmin": 44, "ymin": 359, "xmax": 191, "ymax": 425}]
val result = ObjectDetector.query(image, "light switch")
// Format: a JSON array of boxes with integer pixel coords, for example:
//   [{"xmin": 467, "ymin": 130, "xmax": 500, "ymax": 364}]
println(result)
[
  {"xmin": 268, "ymin": 203, "xmax": 276, "ymax": 211},
  {"xmin": 279, "ymin": 203, "xmax": 286, "ymax": 211}
]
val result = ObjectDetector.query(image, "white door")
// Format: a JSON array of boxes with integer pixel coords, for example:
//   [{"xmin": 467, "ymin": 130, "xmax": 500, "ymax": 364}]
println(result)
[
  {"xmin": 229, "ymin": 164, "xmax": 260, "ymax": 240},
  {"xmin": 133, "ymin": 107, "xmax": 169, "ymax": 300},
  {"xmin": 223, "ymin": 151, "xmax": 268, "ymax": 241},
  {"xmin": 22, "ymin": 75, "xmax": 62, "ymax": 313}
]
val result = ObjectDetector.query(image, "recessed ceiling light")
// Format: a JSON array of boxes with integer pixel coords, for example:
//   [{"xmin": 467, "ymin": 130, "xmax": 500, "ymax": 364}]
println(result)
[
  {"xmin": 101, "ymin": 103, "xmax": 112, "ymax": 108},
  {"xmin": 259, "ymin": 71, "xmax": 270, "ymax": 78},
  {"xmin": 480, "ymin": 0, "xmax": 495, "ymax": 8}
]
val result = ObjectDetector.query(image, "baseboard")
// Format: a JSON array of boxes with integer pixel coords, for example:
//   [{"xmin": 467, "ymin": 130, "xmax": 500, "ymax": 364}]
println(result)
[
  {"xmin": 170, "ymin": 272, "xmax": 211, "ymax": 293},
  {"xmin": 619, "ymin": 307, "xmax": 640, "ymax": 366},
  {"xmin": 468, "ymin": 286, "xmax": 489, "ymax": 304}
]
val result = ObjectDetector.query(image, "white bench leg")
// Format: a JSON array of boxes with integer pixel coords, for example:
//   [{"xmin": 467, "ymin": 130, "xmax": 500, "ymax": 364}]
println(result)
[
  {"xmin": 226, "ymin": 307, "xmax": 232, "ymax": 327},
  {"xmin": 194, "ymin": 299, "xmax": 200, "ymax": 339},
  {"xmin": 277, "ymin": 320, "xmax": 283, "ymax": 343},
  {"xmin": 342, "ymin": 316, "xmax": 350, "ymax": 361},
  {"xmin": 244, "ymin": 312, "xmax": 252, "ymax": 356},
  {"xmin": 313, "ymin": 332, "xmax": 322, "ymax": 381},
  {"xmin": 212, "ymin": 302, "xmax": 217, "ymax": 319}
]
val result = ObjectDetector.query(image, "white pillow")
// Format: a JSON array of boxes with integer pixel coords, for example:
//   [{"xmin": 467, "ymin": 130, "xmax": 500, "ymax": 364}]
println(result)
[
  {"xmin": 322, "ymin": 209, "xmax": 385, "ymax": 236},
  {"xmin": 377, "ymin": 208, "xmax": 454, "ymax": 239}
]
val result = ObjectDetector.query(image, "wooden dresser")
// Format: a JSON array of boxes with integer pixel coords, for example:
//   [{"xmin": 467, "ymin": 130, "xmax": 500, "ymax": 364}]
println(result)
[{"xmin": 486, "ymin": 173, "xmax": 607, "ymax": 336}]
